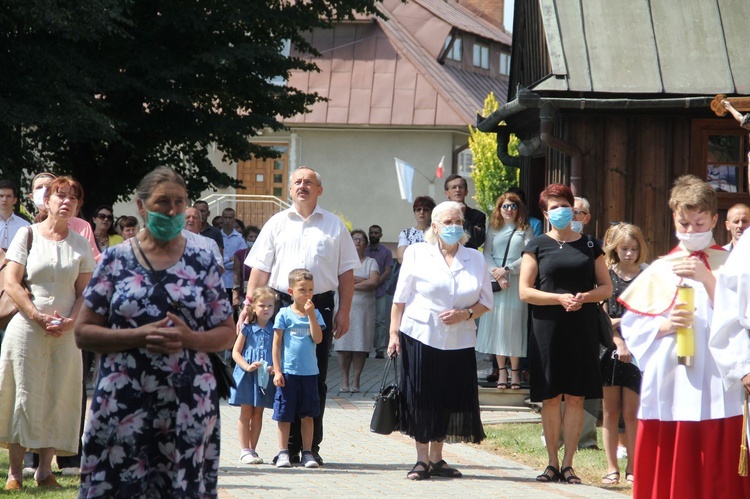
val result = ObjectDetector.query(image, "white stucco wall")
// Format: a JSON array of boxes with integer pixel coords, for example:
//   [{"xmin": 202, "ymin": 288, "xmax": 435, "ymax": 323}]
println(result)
[{"xmin": 285, "ymin": 127, "xmax": 481, "ymax": 244}]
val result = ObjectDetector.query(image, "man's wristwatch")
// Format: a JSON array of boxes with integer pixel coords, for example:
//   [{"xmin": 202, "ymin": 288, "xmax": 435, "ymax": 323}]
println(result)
[
  {"xmin": 466, "ymin": 308, "xmax": 474, "ymax": 320},
  {"xmin": 504, "ymin": 266, "xmax": 510, "ymax": 273}
]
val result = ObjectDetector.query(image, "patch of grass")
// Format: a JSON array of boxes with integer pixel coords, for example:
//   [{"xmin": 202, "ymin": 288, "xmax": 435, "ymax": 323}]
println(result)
[
  {"xmin": 482, "ymin": 423, "xmax": 633, "ymax": 495},
  {"xmin": 0, "ymin": 449, "xmax": 79, "ymax": 497}
]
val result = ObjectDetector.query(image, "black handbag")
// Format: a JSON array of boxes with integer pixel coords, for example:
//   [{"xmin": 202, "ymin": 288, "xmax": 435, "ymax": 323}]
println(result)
[
  {"xmin": 208, "ymin": 352, "xmax": 235, "ymax": 400},
  {"xmin": 597, "ymin": 302, "xmax": 616, "ymax": 350},
  {"xmin": 133, "ymin": 238, "xmax": 236, "ymax": 400},
  {"xmin": 491, "ymin": 228, "xmax": 516, "ymax": 293},
  {"xmin": 370, "ymin": 354, "xmax": 401, "ymax": 435}
]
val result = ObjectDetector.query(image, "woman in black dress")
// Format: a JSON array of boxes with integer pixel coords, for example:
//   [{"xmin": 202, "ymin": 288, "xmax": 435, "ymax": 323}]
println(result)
[{"xmin": 519, "ymin": 184, "xmax": 612, "ymax": 484}]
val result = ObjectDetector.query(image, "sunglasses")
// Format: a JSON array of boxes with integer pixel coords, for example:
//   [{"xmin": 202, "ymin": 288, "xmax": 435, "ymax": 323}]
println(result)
[
  {"xmin": 414, "ymin": 207, "xmax": 432, "ymax": 213},
  {"xmin": 96, "ymin": 214, "xmax": 114, "ymax": 221},
  {"xmin": 501, "ymin": 204, "xmax": 518, "ymax": 211}
]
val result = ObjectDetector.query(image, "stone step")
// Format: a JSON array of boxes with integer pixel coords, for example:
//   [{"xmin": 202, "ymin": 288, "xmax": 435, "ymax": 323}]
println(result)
[{"xmin": 478, "ymin": 386, "xmax": 532, "ymax": 409}]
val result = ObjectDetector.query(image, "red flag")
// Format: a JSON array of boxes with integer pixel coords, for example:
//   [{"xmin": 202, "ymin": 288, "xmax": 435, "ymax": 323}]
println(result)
[{"xmin": 436, "ymin": 156, "xmax": 444, "ymax": 179}]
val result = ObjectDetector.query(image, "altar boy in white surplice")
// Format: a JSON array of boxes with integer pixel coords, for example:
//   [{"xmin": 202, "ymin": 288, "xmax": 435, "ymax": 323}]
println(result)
[{"xmin": 618, "ymin": 175, "xmax": 750, "ymax": 499}]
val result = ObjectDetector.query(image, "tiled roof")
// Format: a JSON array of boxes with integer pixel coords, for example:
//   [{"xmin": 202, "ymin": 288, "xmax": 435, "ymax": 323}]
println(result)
[
  {"xmin": 413, "ymin": 0, "xmax": 511, "ymax": 45},
  {"xmin": 285, "ymin": 1, "xmax": 509, "ymax": 127}
]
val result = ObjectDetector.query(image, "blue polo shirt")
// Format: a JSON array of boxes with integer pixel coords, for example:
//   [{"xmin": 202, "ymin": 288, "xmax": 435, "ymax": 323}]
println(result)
[{"xmin": 273, "ymin": 306, "xmax": 326, "ymax": 376}]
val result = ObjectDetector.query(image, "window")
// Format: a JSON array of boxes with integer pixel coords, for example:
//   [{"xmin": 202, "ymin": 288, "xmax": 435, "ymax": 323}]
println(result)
[
  {"xmin": 499, "ymin": 52, "xmax": 511, "ymax": 76},
  {"xmin": 473, "ymin": 43, "xmax": 489, "ymax": 69},
  {"xmin": 690, "ymin": 119, "xmax": 750, "ymax": 207},
  {"xmin": 444, "ymin": 34, "xmax": 462, "ymax": 62},
  {"xmin": 457, "ymin": 148, "xmax": 474, "ymax": 176},
  {"xmin": 269, "ymin": 39, "xmax": 291, "ymax": 86}
]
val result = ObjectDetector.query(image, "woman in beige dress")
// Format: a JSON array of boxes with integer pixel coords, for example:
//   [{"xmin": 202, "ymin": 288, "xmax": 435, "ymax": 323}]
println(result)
[{"xmin": 0, "ymin": 177, "xmax": 95, "ymax": 490}]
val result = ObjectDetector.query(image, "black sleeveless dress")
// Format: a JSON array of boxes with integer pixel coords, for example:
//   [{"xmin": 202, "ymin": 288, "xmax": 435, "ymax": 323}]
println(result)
[{"xmin": 523, "ymin": 234, "xmax": 604, "ymax": 402}]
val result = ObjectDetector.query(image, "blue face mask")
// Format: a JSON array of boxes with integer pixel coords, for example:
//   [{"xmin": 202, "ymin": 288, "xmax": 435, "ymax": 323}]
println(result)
[
  {"xmin": 571, "ymin": 220, "xmax": 584, "ymax": 233},
  {"xmin": 439, "ymin": 224, "xmax": 465, "ymax": 245},
  {"xmin": 146, "ymin": 210, "xmax": 185, "ymax": 242},
  {"xmin": 547, "ymin": 206, "xmax": 573, "ymax": 230}
]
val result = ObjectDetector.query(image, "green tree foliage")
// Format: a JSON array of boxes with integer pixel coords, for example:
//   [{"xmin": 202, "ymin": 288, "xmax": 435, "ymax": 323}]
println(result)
[
  {"xmin": 0, "ymin": 1, "xmax": 382, "ymax": 215},
  {"xmin": 469, "ymin": 92, "xmax": 520, "ymax": 214}
]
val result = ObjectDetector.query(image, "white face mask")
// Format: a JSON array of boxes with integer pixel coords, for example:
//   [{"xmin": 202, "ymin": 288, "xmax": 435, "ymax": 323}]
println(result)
[
  {"xmin": 675, "ymin": 230, "xmax": 713, "ymax": 252},
  {"xmin": 33, "ymin": 187, "xmax": 46, "ymax": 210},
  {"xmin": 570, "ymin": 221, "xmax": 584, "ymax": 233}
]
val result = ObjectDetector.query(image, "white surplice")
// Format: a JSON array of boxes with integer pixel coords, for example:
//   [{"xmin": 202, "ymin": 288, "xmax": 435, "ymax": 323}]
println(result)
[
  {"xmin": 710, "ymin": 229, "xmax": 750, "ymax": 393},
  {"xmin": 620, "ymin": 244, "xmax": 742, "ymax": 421}
]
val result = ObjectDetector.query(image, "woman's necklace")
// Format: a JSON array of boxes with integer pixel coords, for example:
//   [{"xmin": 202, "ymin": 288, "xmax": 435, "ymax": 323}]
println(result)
[
  {"xmin": 97, "ymin": 234, "xmax": 108, "ymax": 248},
  {"xmin": 549, "ymin": 234, "xmax": 566, "ymax": 249}
]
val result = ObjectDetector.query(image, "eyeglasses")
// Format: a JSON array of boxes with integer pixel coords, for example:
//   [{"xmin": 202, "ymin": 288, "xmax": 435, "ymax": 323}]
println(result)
[
  {"xmin": 501, "ymin": 204, "xmax": 518, "ymax": 211},
  {"xmin": 352, "ymin": 237, "xmax": 366, "ymax": 243},
  {"xmin": 414, "ymin": 207, "xmax": 432, "ymax": 213},
  {"xmin": 96, "ymin": 214, "xmax": 114, "ymax": 221},
  {"xmin": 573, "ymin": 209, "xmax": 589, "ymax": 216}
]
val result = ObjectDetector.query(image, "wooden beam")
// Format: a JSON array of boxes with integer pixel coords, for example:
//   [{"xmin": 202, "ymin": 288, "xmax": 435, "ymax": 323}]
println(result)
[{"xmin": 711, "ymin": 94, "xmax": 750, "ymax": 116}]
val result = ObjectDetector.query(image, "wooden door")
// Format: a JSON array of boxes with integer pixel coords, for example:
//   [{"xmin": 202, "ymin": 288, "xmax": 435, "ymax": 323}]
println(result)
[{"xmin": 236, "ymin": 144, "xmax": 289, "ymax": 228}]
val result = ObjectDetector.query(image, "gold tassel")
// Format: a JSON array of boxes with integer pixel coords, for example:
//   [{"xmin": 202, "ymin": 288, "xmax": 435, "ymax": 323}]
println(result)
[{"xmin": 740, "ymin": 391, "xmax": 748, "ymax": 477}]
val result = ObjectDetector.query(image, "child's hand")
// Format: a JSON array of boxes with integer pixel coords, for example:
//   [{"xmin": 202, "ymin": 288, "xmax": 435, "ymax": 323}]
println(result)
[
  {"xmin": 246, "ymin": 361, "xmax": 262, "ymax": 372},
  {"xmin": 304, "ymin": 298, "xmax": 315, "ymax": 316},
  {"xmin": 274, "ymin": 371, "xmax": 285, "ymax": 387}
]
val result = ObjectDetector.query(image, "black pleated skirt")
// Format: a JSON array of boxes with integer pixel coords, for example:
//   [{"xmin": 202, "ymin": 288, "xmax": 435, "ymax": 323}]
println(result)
[{"xmin": 398, "ymin": 332, "xmax": 486, "ymax": 444}]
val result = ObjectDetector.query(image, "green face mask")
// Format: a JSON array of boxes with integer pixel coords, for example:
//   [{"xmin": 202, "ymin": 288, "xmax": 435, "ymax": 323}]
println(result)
[{"xmin": 146, "ymin": 210, "xmax": 185, "ymax": 241}]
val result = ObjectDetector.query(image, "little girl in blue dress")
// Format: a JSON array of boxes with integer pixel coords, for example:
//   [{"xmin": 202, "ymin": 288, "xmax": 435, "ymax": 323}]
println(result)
[{"xmin": 229, "ymin": 286, "xmax": 276, "ymax": 464}]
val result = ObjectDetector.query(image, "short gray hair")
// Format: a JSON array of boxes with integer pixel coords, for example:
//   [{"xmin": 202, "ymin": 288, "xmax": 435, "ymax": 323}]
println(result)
[
  {"xmin": 289, "ymin": 166, "xmax": 322, "ymax": 187},
  {"xmin": 136, "ymin": 166, "xmax": 187, "ymax": 206},
  {"xmin": 424, "ymin": 201, "xmax": 469, "ymax": 245},
  {"xmin": 574, "ymin": 196, "xmax": 590, "ymax": 213}
]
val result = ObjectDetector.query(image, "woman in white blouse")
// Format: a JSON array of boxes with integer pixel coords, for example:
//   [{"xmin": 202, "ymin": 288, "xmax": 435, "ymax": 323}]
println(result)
[
  {"xmin": 388, "ymin": 201, "xmax": 493, "ymax": 481},
  {"xmin": 396, "ymin": 196, "xmax": 436, "ymax": 262}
]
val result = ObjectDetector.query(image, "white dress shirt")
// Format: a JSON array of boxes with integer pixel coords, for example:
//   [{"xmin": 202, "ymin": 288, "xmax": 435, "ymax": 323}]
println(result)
[
  {"xmin": 221, "ymin": 229, "xmax": 246, "ymax": 289},
  {"xmin": 245, "ymin": 204, "xmax": 360, "ymax": 293},
  {"xmin": 0, "ymin": 213, "xmax": 30, "ymax": 250},
  {"xmin": 393, "ymin": 242, "xmax": 493, "ymax": 350}
]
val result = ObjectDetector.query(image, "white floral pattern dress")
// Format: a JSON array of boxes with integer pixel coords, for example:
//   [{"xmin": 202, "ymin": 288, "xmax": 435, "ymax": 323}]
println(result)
[{"xmin": 77, "ymin": 240, "xmax": 231, "ymax": 499}]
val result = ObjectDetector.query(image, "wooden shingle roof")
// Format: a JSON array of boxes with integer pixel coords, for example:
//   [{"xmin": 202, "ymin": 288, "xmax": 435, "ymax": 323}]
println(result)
[{"xmin": 533, "ymin": 0, "xmax": 750, "ymax": 95}]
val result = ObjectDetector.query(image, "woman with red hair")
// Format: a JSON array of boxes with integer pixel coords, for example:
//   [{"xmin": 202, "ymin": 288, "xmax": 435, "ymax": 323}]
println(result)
[
  {"xmin": 0, "ymin": 177, "xmax": 95, "ymax": 490},
  {"xmin": 519, "ymin": 183, "xmax": 612, "ymax": 484}
]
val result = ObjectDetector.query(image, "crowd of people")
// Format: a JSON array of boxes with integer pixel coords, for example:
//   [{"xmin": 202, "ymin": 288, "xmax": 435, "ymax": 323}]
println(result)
[{"xmin": 3, "ymin": 166, "xmax": 750, "ymax": 498}]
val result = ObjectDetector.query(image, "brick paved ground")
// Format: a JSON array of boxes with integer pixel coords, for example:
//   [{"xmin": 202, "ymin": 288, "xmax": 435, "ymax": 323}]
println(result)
[{"xmin": 216, "ymin": 356, "xmax": 624, "ymax": 498}]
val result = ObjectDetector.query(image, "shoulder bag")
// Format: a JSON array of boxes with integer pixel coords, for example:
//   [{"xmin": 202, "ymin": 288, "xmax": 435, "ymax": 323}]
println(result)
[
  {"xmin": 133, "ymin": 238, "xmax": 236, "ymax": 399},
  {"xmin": 370, "ymin": 354, "xmax": 401, "ymax": 435},
  {"xmin": 491, "ymin": 228, "xmax": 516, "ymax": 293},
  {"xmin": 0, "ymin": 227, "xmax": 34, "ymax": 329}
]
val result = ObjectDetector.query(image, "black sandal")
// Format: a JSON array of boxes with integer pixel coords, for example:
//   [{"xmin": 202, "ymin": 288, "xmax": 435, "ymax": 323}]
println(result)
[
  {"xmin": 601, "ymin": 471, "xmax": 620, "ymax": 485},
  {"xmin": 407, "ymin": 461, "xmax": 430, "ymax": 481},
  {"xmin": 536, "ymin": 465, "xmax": 559, "ymax": 482},
  {"xmin": 510, "ymin": 368, "xmax": 522, "ymax": 390},
  {"xmin": 560, "ymin": 466, "xmax": 581, "ymax": 484},
  {"xmin": 429, "ymin": 460, "xmax": 462, "ymax": 478}
]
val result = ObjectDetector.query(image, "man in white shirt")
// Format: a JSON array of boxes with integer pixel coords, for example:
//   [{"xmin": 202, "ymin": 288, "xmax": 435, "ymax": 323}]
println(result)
[
  {"xmin": 183, "ymin": 206, "xmax": 223, "ymax": 273},
  {"xmin": 0, "ymin": 180, "xmax": 30, "ymax": 251},
  {"xmin": 219, "ymin": 208, "xmax": 246, "ymax": 301},
  {"xmin": 240, "ymin": 166, "xmax": 359, "ymax": 466},
  {"xmin": 723, "ymin": 203, "xmax": 750, "ymax": 252}
]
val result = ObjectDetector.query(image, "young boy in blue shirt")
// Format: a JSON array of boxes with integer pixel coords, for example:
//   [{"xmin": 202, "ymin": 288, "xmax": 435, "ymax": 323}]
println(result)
[{"xmin": 272, "ymin": 268, "xmax": 325, "ymax": 468}]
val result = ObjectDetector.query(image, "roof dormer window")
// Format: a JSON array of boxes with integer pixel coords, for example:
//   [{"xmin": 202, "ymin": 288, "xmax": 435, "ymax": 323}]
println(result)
[
  {"xmin": 473, "ymin": 42, "xmax": 489, "ymax": 69},
  {"xmin": 444, "ymin": 34, "xmax": 462, "ymax": 62}
]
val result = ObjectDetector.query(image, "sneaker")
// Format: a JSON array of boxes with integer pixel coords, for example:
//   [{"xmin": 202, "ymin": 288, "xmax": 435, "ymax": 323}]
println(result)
[
  {"xmin": 617, "ymin": 446, "xmax": 628, "ymax": 459},
  {"xmin": 275, "ymin": 451, "xmax": 291, "ymax": 468},
  {"xmin": 301, "ymin": 451, "xmax": 319, "ymax": 469},
  {"xmin": 22, "ymin": 467, "xmax": 36, "ymax": 478},
  {"xmin": 240, "ymin": 450, "xmax": 263, "ymax": 465},
  {"xmin": 60, "ymin": 467, "xmax": 81, "ymax": 476}
]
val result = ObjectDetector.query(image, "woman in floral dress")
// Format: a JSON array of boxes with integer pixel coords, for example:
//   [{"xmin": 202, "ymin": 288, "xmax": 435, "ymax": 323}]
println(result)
[{"xmin": 74, "ymin": 166, "xmax": 234, "ymax": 498}]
